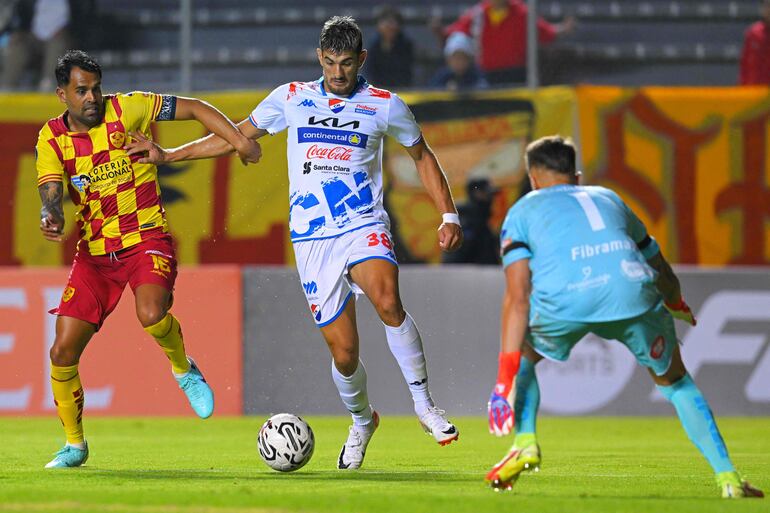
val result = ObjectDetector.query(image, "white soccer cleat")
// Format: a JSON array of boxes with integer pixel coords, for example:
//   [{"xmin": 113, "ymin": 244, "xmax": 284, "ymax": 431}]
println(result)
[
  {"xmin": 337, "ymin": 410, "xmax": 379, "ymax": 470},
  {"xmin": 418, "ymin": 406, "xmax": 459, "ymax": 446}
]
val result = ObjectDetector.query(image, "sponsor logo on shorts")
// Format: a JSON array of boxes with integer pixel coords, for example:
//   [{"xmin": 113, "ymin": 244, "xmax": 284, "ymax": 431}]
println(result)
[
  {"xmin": 62, "ymin": 286, "xmax": 75, "ymax": 303},
  {"xmin": 650, "ymin": 335, "xmax": 665, "ymax": 359},
  {"xmin": 303, "ymin": 281, "xmax": 318, "ymax": 295},
  {"xmin": 355, "ymin": 104, "xmax": 377, "ymax": 116},
  {"xmin": 303, "ymin": 162, "xmax": 312, "ymax": 174}
]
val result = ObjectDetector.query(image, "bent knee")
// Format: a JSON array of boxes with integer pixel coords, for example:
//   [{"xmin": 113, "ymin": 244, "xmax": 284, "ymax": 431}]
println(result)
[
  {"xmin": 136, "ymin": 306, "xmax": 168, "ymax": 328},
  {"xmin": 49, "ymin": 343, "xmax": 80, "ymax": 367},
  {"xmin": 371, "ymin": 294, "xmax": 403, "ymax": 324}
]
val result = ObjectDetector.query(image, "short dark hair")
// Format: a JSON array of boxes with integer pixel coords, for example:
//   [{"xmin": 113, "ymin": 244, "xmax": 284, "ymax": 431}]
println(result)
[
  {"xmin": 319, "ymin": 16, "xmax": 363, "ymax": 54},
  {"xmin": 525, "ymin": 135, "xmax": 577, "ymax": 175},
  {"xmin": 55, "ymin": 50, "xmax": 102, "ymax": 87}
]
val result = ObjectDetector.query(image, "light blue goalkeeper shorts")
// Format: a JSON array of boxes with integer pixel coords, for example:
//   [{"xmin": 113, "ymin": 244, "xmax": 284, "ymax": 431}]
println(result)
[{"xmin": 526, "ymin": 301, "xmax": 677, "ymax": 376}]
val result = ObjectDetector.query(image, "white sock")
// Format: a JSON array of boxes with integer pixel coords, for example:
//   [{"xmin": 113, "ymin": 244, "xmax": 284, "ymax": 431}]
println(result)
[
  {"xmin": 383, "ymin": 312, "xmax": 433, "ymax": 413},
  {"xmin": 331, "ymin": 359, "xmax": 373, "ymax": 427}
]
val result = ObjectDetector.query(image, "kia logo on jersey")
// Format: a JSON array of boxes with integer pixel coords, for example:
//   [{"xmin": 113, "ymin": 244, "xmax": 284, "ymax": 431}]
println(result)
[{"xmin": 329, "ymin": 99, "xmax": 345, "ymax": 113}]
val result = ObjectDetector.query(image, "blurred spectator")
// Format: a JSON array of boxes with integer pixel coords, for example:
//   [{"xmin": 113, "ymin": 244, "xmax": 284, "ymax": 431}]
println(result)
[
  {"xmin": 430, "ymin": 32, "xmax": 488, "ymax": 91},
  {"xmin": 365, "ymin": 5, "xmax": 414, "ymax": 88},
  {"xmin": 442, "ymin": 178, "xmax": 500, "ymax": 265},
  {"xmin": 1, "ymin": 0, "xmax": 92, "ymax": 91},
  {"xmin": 437, "ymin": 0, "xmax": 575, "ymax": 86},
  {"xmin": 739, "ymin": 0, "xmax": 770, "ymax": 85}
]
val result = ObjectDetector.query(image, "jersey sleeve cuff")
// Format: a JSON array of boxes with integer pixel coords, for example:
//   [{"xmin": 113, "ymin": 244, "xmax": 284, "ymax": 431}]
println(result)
[
  {"xmin": 638, "ymin": 235, "xmax": 660, "ymax": 260},
  {"xmin": 37, "ymin": 174, "xmax": 63, "ymax": 186},
  {"xmin": 502, "ymin": 248, "xmax": 532, "ymax": 268}
]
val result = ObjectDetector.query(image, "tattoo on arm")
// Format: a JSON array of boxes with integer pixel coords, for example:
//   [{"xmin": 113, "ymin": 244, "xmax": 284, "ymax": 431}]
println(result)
[{"xmin": 38, "ymin": 181, "xmax": 64, "ymax": 223}]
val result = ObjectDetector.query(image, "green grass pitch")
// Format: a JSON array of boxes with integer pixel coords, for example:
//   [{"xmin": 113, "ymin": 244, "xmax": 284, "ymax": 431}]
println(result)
[{"xmin": 0, "ymin": 416, "xmax": 767, "ymax": 513}]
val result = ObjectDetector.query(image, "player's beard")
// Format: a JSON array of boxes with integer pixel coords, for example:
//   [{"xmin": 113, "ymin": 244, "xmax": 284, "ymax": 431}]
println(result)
[{"xmin": 326, "ymin": 68, "xmax": 359, "ymax": 96}]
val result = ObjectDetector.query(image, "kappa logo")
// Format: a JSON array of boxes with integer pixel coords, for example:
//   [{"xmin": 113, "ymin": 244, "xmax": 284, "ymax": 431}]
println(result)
[
  {"xmin": 303, "ymin": 162, "xmax": 312, "ymax": 174},
  {"xmin": 329, "ymin": 99, "xmax": 345, "ymax": 113},
  {"xmin": 298, "ymin": 99, "xmax": 317, "ymax": 108},
  {"xmin": 303, "ymin": 281, "xmax": 318, "ymax": 295}
]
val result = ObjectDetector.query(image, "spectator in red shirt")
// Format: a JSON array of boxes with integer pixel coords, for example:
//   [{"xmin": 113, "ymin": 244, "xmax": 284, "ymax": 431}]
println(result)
[
  {"xmin": 740, "ymin": 0, "xmax": 770, "ymax": 85},
  {"xmin": 438, "ymin": 0, "xmax": 574, "ymax": 86}
]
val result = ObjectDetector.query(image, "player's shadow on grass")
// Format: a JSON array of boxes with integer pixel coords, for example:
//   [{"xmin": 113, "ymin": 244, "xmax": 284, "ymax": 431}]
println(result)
[{"xmin": 83, "ymin": 469, "xmax": 476, "ymax": 484}]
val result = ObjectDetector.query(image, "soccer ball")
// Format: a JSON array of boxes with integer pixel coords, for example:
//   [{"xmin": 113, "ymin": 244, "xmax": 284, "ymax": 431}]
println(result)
[{"xmin": 257, "ymin": 413, "xmax": 315, "ymax": 472}]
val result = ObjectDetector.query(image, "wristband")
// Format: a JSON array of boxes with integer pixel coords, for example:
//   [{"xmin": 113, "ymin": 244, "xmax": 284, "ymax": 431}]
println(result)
[
  {"xmin": 442, "ymin": 213, "xmax": 461, "ymax": 226},
  {"xmin": 494, "ymin": 351, "xmax": 521, "ymax": 396}
]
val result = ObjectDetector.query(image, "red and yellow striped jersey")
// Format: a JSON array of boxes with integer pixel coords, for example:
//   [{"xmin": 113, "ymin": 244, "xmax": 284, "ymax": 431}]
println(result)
[{"xmin": 36, "ymin": 92, "xmax": 176, "ymax": 256}]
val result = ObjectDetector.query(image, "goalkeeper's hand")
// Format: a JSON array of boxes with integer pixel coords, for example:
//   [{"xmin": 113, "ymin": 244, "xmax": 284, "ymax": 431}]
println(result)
[
  {"xmin": 488, "ymin": 385, "xmax": 514, "ymax": 437},
  {"xmin": 665, "ymin": 297, "xmax": 697, "ymax": 326},
  {"xmin": 487, "ymin": 351, "xmax": 521, "ymax": 437}
]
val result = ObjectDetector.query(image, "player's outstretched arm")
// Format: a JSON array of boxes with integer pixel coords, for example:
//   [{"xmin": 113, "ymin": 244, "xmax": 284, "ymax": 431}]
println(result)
[
  {"xmin": 647, "ymin": 252, "xmax": 697, "ymax": 326},
  {"xmin": 127, "ymin": 118, "xmax": 267, "ymax": 165},
  {"xmin": 404, "ymin": 138, "xmax": 462, "ymax": 252},
  {"xmin": 38, "ymin": 181, "xmax": 65, "ymax": 242},
  {"xmin": 489, "ymin": 259, "xmax": 531, "ymax": 436},
  {"xmin": 173, "ymin": 97, "xmax": 261, "ymax": 164}
]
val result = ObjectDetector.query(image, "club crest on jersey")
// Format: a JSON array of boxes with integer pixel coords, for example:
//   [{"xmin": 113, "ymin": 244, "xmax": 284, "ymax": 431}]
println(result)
[
  {"xmin": 109, "ymin": 131, "xmax": 126, "ymax": 148},
  {"xmin": 329, "ymin": 99, "xmax": 345, "ymax": 113}
]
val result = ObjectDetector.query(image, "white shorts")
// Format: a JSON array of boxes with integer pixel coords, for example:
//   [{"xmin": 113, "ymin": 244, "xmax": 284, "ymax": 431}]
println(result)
[{"xmin": 293, "ymin": 224, "xmax": 398, "ymax": 327}]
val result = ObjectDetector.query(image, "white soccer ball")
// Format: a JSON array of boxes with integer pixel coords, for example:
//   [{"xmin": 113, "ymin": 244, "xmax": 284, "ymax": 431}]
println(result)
[{"xmin": 257, "ymin": 413, "xmax": 315, "ymax": 472}]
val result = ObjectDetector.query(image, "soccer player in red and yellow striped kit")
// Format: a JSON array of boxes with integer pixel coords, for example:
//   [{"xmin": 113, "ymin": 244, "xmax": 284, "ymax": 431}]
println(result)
[{"xmin": 36, "ymin": 50, "xmax": 261, "ymax": 468}]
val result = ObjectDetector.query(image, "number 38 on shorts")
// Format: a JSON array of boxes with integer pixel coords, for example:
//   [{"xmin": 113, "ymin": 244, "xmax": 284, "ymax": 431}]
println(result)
[{"xmin": 366, "ymin": 232, "xmax": 392, "ymax": 249}]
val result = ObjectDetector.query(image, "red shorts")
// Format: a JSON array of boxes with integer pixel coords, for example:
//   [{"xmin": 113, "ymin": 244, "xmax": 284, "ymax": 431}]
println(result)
[{"xmin": 52, "ymin": 235, "xmax": 178, "ymax": 330}]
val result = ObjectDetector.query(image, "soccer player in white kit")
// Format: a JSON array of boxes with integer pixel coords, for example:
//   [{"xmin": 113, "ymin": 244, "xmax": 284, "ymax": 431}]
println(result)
[{"xmin": 127, "ymin": 16, "xmax": 463, "ymax": 469}]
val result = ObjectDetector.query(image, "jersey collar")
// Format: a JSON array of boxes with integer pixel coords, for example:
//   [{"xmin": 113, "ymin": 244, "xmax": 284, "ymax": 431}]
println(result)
[{"xmin": 319, "ymin": 75, "xmax": 368, "ymax": 99}]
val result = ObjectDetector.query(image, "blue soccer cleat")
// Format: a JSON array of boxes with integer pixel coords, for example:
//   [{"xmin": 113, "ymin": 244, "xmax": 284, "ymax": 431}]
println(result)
[
  {"xmin": 175, "ymin": 356, "xmax": 214, "ymax": 419},
  {"xmin": 45, "ymin": 442, "xmax": 89, "ymax": 468}
]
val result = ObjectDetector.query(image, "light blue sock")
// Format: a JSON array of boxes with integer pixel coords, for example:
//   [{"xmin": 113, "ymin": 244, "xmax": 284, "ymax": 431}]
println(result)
[
  {"xmin": 514, "ymin": 356, "xmax": 540, "ymax": 436},
  {"xmin": 656, "ymin": 374, "xmax": 734, "ymax": 473}
]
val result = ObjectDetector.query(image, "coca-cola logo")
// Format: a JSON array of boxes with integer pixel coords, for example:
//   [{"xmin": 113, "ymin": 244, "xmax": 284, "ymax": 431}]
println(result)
[{"xmin": 305, "ymin": 145, "xmax": 353, "ymax": 161}]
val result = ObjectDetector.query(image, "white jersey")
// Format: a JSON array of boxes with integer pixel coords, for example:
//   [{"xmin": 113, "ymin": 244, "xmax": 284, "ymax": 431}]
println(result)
[{"xmin": 249, "ymin": 76, "xmax": 422, "ymax": 242}]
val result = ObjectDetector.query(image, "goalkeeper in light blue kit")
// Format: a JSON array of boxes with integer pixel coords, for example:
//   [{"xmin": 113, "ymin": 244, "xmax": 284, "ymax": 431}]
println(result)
[{"xmin": 485, "ymin": 135, "xmax": 764, "ymax": 498}]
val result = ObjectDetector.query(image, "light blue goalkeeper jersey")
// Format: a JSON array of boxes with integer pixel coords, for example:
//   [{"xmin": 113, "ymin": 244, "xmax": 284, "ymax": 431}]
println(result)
[{"xmin": 500, "ymin": 184, "xmax": 662, "ymax": 322}]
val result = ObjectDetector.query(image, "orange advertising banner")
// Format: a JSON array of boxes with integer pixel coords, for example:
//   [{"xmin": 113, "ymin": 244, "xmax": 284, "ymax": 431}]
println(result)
[
  {"xmin": 0, "ymin": 266, "xmax": 242, "ymax": 415},
  {"xmin": 577, "ymin": 85, "xmax": 770, "ymax": 265}
]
